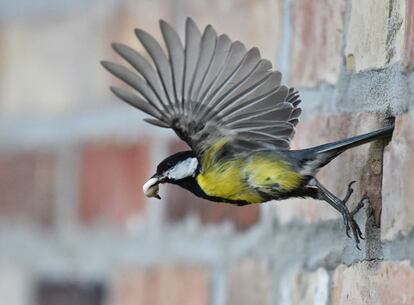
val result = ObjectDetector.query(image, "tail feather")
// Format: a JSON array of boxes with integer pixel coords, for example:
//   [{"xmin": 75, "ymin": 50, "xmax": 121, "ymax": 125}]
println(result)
[
  {"xmin": 295, "ymin": 124, "xmax": 394, "ymax": 175},
  {"xmin": 313, "ymin": 124, "xmax": 394, "ymax": 155}
]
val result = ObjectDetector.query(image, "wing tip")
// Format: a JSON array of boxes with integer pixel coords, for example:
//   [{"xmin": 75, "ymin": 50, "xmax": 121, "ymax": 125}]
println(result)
[
  {"xmin": 109, "ymin": 86, "xmax": 131, "ymax": 104},
  {"xmin": 109, "ymin": 85, "xmax": 123, "ymax": 97},
  {"xmin": 249, "ymin": 46, "xmax": 261, "ymax": 58},
  {"xmin": 159, "ymin": 19, "xmax": 174, "ymax": 29},
  {"xmin": 100, "ymin": 60, "xmax": 114, "ymax": 71},
  {"xmin": 159, "ymin": 19, "xmax": 168, "ymax": 30},
  {"xmin": 159, "ymin": 19, "xmax": 181, "ymax": 43},
  {"xmin": 185, "ymin": 16, "xmax": 201, "ymax": 36},
  {"xmin": 186, "ymin": 16, "xmax": 196, "ymax": 27},
  {"xmin": 111, "ymin": 42, "xmax": 125, "ymax": 53},
  {"xmin": 144, "ymin": 117, "xmax": 170, "ymax": 128},
  {"xmin": 134, "ymin": 28, "xmax": 149, "ymax": 41}
]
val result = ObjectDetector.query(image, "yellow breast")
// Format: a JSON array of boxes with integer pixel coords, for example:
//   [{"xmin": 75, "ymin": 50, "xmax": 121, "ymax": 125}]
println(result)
[
  {"xmin": 196, "ymin": 159, "xmax": 263, "ymax": 203},
  {"xmin": 196, "ymin": 139, "xmax": 303, "ymax": 204}
]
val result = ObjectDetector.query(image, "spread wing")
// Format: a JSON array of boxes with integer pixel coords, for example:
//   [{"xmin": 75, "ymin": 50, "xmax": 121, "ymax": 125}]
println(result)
[{"xmin": 101, "ymin": 18, "xmax": 302, "ymax": 158}]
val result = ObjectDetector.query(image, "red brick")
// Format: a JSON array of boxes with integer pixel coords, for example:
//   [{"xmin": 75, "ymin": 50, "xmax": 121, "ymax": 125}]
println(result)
[
  {"xmin": 110, "ymin": 265, "xmax": 209, "ymax": 305},
  {"xmin": 382, "ymin": 111, "xmax": 414, "ymax": 240},
  {"xmin": 274, "ymin": 113, "xmax": 384, "ymax": 224},
  {"xmin": 166, "ymin": 140, "xmax": 260, "ymax": 231},
  {"xmin": 331, "ymin": 261, "xmax": 414, "ymax": 305},
  {"xmin": 79, "ymin": 140, "xmax": 150, "ymax": 227},
  {"xmin": 228, "ymin": 258, "xmax": 272, "ymax": 305},
  {"xmin": 290, "ymin": 0, "xmax": 345, "ymax": 86},
  {"xmin": 0, "ymin": 151, "xmax": 55, "ymax": 226}
]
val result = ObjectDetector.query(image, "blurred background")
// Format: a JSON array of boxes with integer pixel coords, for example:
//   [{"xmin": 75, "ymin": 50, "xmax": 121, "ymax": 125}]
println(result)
[{"xmin": 0, "ymin": 0, "xmax": 414, "ymax": 305}]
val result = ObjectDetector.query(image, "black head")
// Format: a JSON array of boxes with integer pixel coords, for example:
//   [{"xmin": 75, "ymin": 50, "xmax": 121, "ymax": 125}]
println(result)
[{"xmin": 143, "ymin": 150, "xmax": 199, "ymax": 199}]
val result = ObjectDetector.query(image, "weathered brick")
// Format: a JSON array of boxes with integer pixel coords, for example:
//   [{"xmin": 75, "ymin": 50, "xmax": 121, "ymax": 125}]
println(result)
[
  {"xmin": 0, "ymin": 0, "xmax": 178, "ymax": 119},
  {"xmin": 36, "ymin": 281, "xmax": 104, "ymax": 305},
  {"xmin": 79, "ymin": 140, "xmax": 150, "ymax": 228},
  {"xmin": 382, "ymin": 112, "xmax": 414, "ymax": 241},
  {"xmin": 228, "ymin": 258, "xmax": 272, "ymax": 305},
  {"xmin": 0, "ymin": 6, "xmax": 115, "ymax": 119},
  {"xmin": 0, "ymin": 151, "xmax": 55, "ymax": 226},
  {"xmin": 331, "ymin": 261, "xmax": 414, "ymax": 305},
  {"xmin": 345, "ymin": 0, "xmax": 406, "ymax": 72},
  {"xmin": 110, "ymin": 265, "xmax": 209, "ymax": 305},
  {"xmin": 166, "ymin": 140, "xmax": 260, "ymax": 231},
  {"xmin": 281, "ymin": 268, "xmax": 329, "ymax": 305},
  {"xmin": 273, "ymin": 113, "xmax": 384, "ymax": 224},
  {"xmin": 290, "ymin": 0, "xmax": 345, "ymax": 86},
  {"xmin": 176, "ymin": 0, "xmax": 283, "ymax": 61},
  {"xmin": 403, "ymin": 0, "xmax": 414, "ymax": 67}
]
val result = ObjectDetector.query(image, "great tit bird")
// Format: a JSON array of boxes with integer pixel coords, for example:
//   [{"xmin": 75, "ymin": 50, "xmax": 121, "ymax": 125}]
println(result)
[{"xmin": 101, "ymin": 18, "xmax": 394, "ymax": 248}]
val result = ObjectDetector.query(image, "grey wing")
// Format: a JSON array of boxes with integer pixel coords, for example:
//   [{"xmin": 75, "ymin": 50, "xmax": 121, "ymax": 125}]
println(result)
[{"xmin": 101, "ymin": 18, "xmax": 302, "ymax": 156}]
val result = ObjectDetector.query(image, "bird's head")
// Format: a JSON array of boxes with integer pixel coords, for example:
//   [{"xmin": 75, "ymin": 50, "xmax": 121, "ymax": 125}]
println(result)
[{"xmin": 143, "ymin": 150, "xmax": 199, "ymax": 199}]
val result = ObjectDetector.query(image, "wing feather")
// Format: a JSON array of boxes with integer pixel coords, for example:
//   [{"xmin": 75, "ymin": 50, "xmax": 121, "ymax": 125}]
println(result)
[
  {"xmin": 144, "ymin": 117, "xmax": 171, "ymax": 128},
  {"xmin": 111, "ymin": 43, "xmax": 171, "ymax": 114},
  {"xmin": 110, "ymin": 86, "xmax": 164, "ymax": 120},
  {"xmin": 190, "ymin": 25, "xmax": 217, "ymax": 103},
  {"xmin": 209, "ymin": 48, "xmax": 261, "ymax": 109},
  {"xmin": 101, "ymin": 61, "xmax": 166, "ymax": 114},
  {"xmin": 219, "ymin": 82, "xmax": 284, "ymax": 119},
  {"xmin": 135, "ymin": 29, "xmax": 176, "ymax": 109},
  {"xmin": 160, "ymin": 20, "xmax": 185, "ymax": 104},
  {"xmin": 183, "ymin": 18, "xmax": 202, "ymax": 113},
  {"xmin": 224, "ymin": 103, "xmax": 293, "ymax": 125},
  {"xmin": 200, "ymin": 41, "xmax": 247, "ymax": 109},
  {"xmin": 196, "ymin": 34, "xmax": 232, "ymax": 103},
  {"xmin": 103, "ymin": 18, "xmax": 303, "ymax": 156},
  {"xmin": 208, "ymin": 67, "xmax": 276, "ymax": 119},
  {"xmin": 218, "ymin": 73, "xmax": 285, "ymax": 119}
]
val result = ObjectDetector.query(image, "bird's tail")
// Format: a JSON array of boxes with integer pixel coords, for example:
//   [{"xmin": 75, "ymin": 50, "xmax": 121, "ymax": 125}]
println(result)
[{"xmin": 295, "ymin": 123, "xmax": 394, "ymax": 175}]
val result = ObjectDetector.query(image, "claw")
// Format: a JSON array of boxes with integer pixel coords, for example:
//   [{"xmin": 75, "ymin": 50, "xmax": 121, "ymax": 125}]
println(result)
[
  {"xmin": 339, "ymin": 191, "xmax": 368, "ymax": 250},
  {"xmin": 351, "ymin": 197, "xmax": 368, "ymax": 217},
  {"xmin": 343, "ymin": 181, "xmax": 357, "ymax": 203},
  {"xmin": 346, "ymin": 228, "xmax": 351, "ymax": 238},
  {"xmin": 313, "ymin": 179, "xmax": 367, "ymax": 250}
]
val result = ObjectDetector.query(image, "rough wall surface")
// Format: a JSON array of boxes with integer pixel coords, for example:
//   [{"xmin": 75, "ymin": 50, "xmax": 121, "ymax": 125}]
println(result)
[{"xmin": 0, "ymin": 0, "xmax": 413, "ymax": 304}]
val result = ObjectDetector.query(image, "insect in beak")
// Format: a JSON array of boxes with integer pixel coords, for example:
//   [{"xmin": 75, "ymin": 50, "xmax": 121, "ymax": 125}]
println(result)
[{"xmin": 143, "ymin": 176, "xmax": 162, "ymax": 199}]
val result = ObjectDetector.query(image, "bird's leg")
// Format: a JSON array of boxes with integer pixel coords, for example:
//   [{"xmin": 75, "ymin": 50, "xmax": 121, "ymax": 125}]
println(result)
[{"xmin": 308, "ymin": 178, "xmax": 367, "ymax": 249}]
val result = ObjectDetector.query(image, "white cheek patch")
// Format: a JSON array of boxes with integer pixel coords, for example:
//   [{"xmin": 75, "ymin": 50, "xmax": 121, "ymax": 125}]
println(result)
[{"xmin": 166, "ymin": 157, "xmax": 198, "ymax": 180}]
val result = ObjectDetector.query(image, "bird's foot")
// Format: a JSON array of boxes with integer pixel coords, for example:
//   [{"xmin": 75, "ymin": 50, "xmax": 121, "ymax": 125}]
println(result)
[
  {"xmin": 339, "ymin": 194, "xmax": 368, "ymax": 250},
  {"xmin": 312, "ymin": 178, "xmax": 368, "ymax": 250}
]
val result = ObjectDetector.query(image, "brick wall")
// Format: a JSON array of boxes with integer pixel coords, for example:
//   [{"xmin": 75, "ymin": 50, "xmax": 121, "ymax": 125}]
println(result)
[{"xmin": 0, "ymin": 0, "xmax": 413, "ymax": 304}]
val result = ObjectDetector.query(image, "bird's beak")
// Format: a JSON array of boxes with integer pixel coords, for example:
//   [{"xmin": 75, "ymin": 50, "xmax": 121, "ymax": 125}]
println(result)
[{"xmin": 143, "ymin": 176, "xmax": 162, "ymax": 199}]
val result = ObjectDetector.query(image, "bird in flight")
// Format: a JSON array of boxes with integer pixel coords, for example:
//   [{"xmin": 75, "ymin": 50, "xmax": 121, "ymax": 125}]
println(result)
[{"xmin": 101, "ymin": 18, "xmax": 393, "ymax": 249}]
